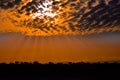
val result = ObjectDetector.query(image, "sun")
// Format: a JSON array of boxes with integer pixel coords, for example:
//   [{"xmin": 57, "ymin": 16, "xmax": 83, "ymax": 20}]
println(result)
[{"xmin": 30, "ymin": 0, "xmax": 57, "ymax": 19}]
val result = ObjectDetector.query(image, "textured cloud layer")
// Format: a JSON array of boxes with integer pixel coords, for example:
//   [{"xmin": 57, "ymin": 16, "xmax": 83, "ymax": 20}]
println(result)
[{"xmin": 0, "ymin": 0, "xmax": 120, "ymax": 36}]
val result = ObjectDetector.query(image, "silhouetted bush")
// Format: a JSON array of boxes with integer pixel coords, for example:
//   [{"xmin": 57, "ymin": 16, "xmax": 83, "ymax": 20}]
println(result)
[{"xmin": 0, "ymin": 61, "xmax": 120, "ymax": 79}]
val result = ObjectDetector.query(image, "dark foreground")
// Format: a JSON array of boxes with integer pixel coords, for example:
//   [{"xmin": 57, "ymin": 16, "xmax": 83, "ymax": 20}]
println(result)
[{"xmin": 0, "ymin": 62, "xmax": 120, "ymax": 80}]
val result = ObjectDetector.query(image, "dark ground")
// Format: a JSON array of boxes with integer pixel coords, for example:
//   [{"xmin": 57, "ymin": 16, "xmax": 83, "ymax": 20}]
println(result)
[{"xmin": 0, "ymin": 62, "xmax": 120, "ymax": 80}]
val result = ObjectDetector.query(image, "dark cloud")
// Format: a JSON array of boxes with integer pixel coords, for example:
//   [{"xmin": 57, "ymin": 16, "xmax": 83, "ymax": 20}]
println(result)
[
  {"xmin": 68, "ymin": 0, "xmax": 120, "ymax": 30},
  {"xmin": 18, "ymin": 0, "xmax": 45, "ymax": 15},
  {"xmin": 0, "ymin": 0, "xmax": 21, "ymax": 9}
]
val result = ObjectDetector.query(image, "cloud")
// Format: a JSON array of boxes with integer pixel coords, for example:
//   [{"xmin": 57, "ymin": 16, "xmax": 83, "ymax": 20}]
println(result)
[
  {"xmin": 0, "ymin": 0, "xmax": 21, "ymax": 9},
  {"xmin": 0, "ymin": 0, "xmax": 120, "ymax": 36}
]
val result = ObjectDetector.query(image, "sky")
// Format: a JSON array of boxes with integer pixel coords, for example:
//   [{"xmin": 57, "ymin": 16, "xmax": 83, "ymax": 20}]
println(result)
[
  {"xmin": 0, "ymin": 32, "xmax": 120, "ymax": 63},
  {"xmin": 0, "ymin": 0, "xmax": 120, "ymax": 63}
]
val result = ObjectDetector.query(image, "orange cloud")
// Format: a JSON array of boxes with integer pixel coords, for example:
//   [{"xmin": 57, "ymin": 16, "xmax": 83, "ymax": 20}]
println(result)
[{"xmin": 0, "ymin": 0, "xmax": 120, "ymax": 36}]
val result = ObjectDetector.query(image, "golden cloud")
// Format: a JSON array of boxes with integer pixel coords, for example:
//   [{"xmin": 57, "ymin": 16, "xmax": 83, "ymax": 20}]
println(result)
[{"xmin": 0, "ymin": 0, "xmax": 120, "ymax": 36}]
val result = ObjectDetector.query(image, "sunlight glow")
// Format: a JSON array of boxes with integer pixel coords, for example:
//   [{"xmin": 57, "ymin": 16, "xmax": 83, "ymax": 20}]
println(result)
[{"xmin": 30, "ymin": 0, "xmax": 57, "ymax": 19}]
